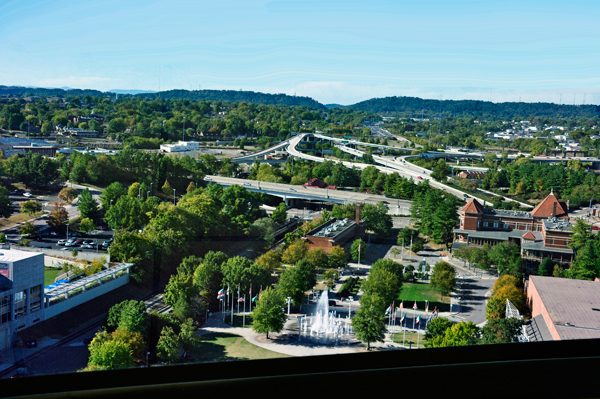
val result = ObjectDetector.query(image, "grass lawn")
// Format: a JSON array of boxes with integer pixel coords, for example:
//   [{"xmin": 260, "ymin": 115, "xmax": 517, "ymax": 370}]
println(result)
[
  {"xmin": 44, "ymin": 267, "xmax": 60, "ymax": 286},
  {"xmin": 398, "ymin": 282, "xmax": 451, "ymax": 312},
  {"xmin": 390, "ymin": 331, "xmax": 428, "ymax": 348},
  {"xmin": 188, "ymin": 332, "xmax": 291, "ymax": 363},
  {"xmin": 0, "ymin": 212, "xmax": 45, "ymax": 229}
]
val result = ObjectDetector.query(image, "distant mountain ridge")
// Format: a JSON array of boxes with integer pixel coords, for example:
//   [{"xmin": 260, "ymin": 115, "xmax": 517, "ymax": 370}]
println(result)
[
  {"xmin": 349, "ymin": 96, "xmax": 600, "ymax": 119},
  {"xmin": 0, "ymin": 85, "xmax": 597, "ymax": 118},
  {"xmin": 136, "ymin": 89, "xmax": 325, "ymax": 109}
]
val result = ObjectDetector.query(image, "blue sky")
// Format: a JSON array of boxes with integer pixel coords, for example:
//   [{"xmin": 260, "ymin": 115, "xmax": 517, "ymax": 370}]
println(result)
[{"xmin": 1, "ymin": 0, "xmax": 599, "ymax": 105}]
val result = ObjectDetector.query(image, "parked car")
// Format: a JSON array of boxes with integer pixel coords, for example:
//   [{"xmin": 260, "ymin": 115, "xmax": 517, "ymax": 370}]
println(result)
[
  {"xmin": 328, "ymin": 300, "xmax": 337, "ymax": 307},
  {"xmin": 57, "ymin": 240, "xmax": 66, "ymax": 246},
  {"xmin": 243, "ymin": 182, "xmax": 251, "ymax": 186},
  {"xmin": 592, "ymin": 225, "xmax": 600, "ymax": 230},
  {"xmin": 23, "ymin": 192, "xmax": 32, "ymax": 197},
  {"xmin": 83, "ymin": 240, "xmax": 93, "ymax": 245},
  {"xmin": 417, "ymin": 176, "xmax": 422, "ymax": 180}
]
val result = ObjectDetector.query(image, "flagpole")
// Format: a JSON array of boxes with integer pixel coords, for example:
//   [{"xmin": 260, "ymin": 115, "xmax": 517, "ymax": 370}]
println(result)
[
  {"xmin": 230, "ymin": 287, "xmax": 234, "ymax": 325},
  {"xmin": 237, "ymin": 285, "xmax": 240, "ymax": 315},
  {"xmin": 243, "ymin": 295, "xmax": 246, "ymax": 328},
  {"xmin": 417, "ymin": 321, "xmax": 421, "ymax": 348},
  {"xmin": 402, "ymin": 310, "xmax": 406, "ymax": 346}
]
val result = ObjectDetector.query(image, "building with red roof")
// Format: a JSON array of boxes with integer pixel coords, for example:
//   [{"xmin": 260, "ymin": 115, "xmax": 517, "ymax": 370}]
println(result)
[{"xmin": 453, "ymin": 192, "xmax": 574, "ymax": 270}]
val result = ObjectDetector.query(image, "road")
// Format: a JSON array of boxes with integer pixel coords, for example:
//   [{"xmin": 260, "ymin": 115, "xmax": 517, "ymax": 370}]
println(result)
[{"xmin": 205, "ymin": 175, "xmax": 412, "ymax": 210}]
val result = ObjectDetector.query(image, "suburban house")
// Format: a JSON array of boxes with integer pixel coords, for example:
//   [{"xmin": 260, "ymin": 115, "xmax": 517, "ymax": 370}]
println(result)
[{"xmin": 452, "ymin": 192, "xmax": 574, "ymax": 268}]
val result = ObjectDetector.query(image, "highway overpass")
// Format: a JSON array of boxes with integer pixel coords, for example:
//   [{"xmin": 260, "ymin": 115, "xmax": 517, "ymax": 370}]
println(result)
[{"xmin": 203, "ymin": 175, "xmax": 412, "ymax": 215}]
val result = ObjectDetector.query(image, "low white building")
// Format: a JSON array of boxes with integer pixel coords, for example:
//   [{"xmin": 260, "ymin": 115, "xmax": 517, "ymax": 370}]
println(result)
[{"xmin": 160, "ymin": 141, "xmax": 200, "ymax": 153}]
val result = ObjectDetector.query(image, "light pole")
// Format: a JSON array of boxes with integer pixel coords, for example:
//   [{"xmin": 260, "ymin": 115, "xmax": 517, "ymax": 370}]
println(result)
[
  {"xmin": 182, "ymin": 117, "xmax": 185, "ymax": 142},
  {"xmin": 66, "ymin": 223, "xmax": 69, "ymax": 240},
  {"xmin": 110, "ymin": 200, "xmax": 113, "ymax": 207},
  {"xmin": 146, "ymin": 351, "xmax": 150, "ymax": 367},
  {"xmin": 173, "ymin": 189, "xmax": 176, "ymax": 205},
  {"xmin": 150, "ymin": 182, "xmax": 152, "ymax": 195},
  {"xmin": 286, "ymin": 297, "xmax": 292, "ymax": 315},
  {"xmin": 147, "ymin": 190, "xmax": 150, "ymax": 200},
  {"xmin": 138, "ymin": 186, "xmax": 141, "ymax": 200}
]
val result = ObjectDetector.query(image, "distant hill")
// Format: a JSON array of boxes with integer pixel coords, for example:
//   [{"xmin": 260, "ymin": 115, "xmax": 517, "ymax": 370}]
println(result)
[
  {"xmin": 109, "ymin": 89, "xmax": 156, "ymax": 95},
  {"xmin": 137, "ymin": 89, "xmax": 325, "ymax": 109},
  {"xmin": 349, "ymin": 96, "xmax": 600, "ymax": 119},
  {"xmin": 0, "ymin": 85, "xmax": 105, "ymax": 97}
]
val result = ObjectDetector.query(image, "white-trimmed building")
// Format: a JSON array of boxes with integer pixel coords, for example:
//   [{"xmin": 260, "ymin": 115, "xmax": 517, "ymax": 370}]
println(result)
[{"xmin": 160, "ymin": 141, "xmax": 200, "ymax": 153}]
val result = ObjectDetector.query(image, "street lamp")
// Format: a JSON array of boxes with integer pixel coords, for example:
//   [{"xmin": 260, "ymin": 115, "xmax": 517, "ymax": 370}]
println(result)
[
  {"xmin": 147, "ymin": 190, "xmax": 150, "ymax": 200},
  {"xmin": 173, "ymin": 189, "xmax": 176, "ymax": 205},
  {"xmin": 286, "ymin": 297, "xmax": 292, "ymax": 315},
  {"xmin": 110, "ymin": 200, "xmax": 113, "ymax": 207},
  {"xmin": 146, "ymin": 351, "xmax": 150, "ymax": 367}
]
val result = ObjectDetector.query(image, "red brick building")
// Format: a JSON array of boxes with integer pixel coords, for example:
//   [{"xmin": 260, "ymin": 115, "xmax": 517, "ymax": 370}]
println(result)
[
  {"xmin": 453, "ymin": 192, "xmax": 573, "ymax": 267},
  {"xmin": 302, "ymin": 208, "xmax": 364, "ymax": 254},
  {"xmin": 303, "ymin": 178, "xmax": 335, "ymax": 190},
  {"xmin": 526, "ymin": 276, "xmax": 600, "ymax": 341}
]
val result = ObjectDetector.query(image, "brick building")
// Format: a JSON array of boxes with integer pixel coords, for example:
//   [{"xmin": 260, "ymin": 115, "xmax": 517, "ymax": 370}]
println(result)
[
  {"xmin": 527, "ymin": 276, "xmax": 600, "ymax": 341},
  {"xmin": 453, "ymin": 192, "xmax": 573, "ymax": 267},
  {"xmin": 303, "ymin": 178, "xmax": 335, "ymax": 190},
  {"xmin": 302, "ymin": 208, "xmax": 364, "ymax": 254}
]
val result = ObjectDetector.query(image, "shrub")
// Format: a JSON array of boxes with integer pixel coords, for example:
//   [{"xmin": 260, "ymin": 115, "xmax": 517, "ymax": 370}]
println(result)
[
  {"xmin": 101, "ymin": 275, "xmax": 115, "ymax": 283},
  {"xmin": 69, "ymin": 287, "xmax": 84, "ymax": 297},
  {"xmin": 50, "ymin": 295, "xmax": 67, "ymax": 306},
  {"xmin": 85, "ymin": 281, "xmax": 100, "ymax": 290},
  {"xmin": 116, "ymin": 270, "xmax": 127, "ymax": 278}
]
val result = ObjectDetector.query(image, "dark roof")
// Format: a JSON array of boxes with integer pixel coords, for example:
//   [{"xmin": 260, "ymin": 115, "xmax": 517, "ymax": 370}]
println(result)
[{"xmin": 530, "ymin": 276, "xmax": 600, "ymax": 340}]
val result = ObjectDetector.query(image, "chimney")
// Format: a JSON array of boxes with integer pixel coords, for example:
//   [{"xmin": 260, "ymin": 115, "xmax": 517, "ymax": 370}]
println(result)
[
  {"xmin": 552, "ymin": 202, "xmax": 556, "ymax": 217},
  {"xmin": 355, "ymin": 205, "xmax": 360, "ymax": 225}
]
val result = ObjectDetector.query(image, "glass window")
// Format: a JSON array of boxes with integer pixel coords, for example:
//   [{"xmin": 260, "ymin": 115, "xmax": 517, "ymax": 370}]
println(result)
[
  {"xmin": 0, "ymin": 295, "xmax": 10, "ymax": 324},
  {"xmin": 30, "ymin": 285, "xmax": 42, "ymax": 313},
  {"xmin": 14, "ymin": 289, "xmax": 27, "ymax": 319},
  {"xmin": 494, "ymin": 222, "xmax": 498, "ymax": 228}
]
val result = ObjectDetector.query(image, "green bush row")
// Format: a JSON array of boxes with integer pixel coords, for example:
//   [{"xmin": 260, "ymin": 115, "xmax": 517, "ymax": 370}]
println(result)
[
  {"xmin": 49, "ymin": 296, "xmax": 66, "ymax": 306},
  {"xmin": 337, "ymin": 277, "xmax": 360, "ymax": 298},
  {"xmin": 68, "ymin": 287, "xmax": 84, "ymax": 297},
  {"xmin": 85, "ymin": 281, "xmax": 100, "ymax": 290}
]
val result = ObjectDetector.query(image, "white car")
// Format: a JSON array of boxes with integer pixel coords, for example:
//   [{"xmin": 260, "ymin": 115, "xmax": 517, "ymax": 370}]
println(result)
[
  {"xmin": 204, "ymin": 176, "xmax": 212, "ymax": 180},
  {"xmin": 243, "ymin": 183, "xmax": 251, "ymax": 186},
  {"xmin": 23, "ymin": 192, "xmax": 32, "ymax": 197}
]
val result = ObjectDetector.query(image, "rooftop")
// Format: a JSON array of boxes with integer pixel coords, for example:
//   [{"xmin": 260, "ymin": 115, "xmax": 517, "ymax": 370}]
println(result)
[
  {"xmin": 530, "ymin": 276, "xmax": 600, "ymax": 340},
  {"xmin": 531, "ymin": 192, "xmax": 568, "ymax": 219},
  {"xmin": 308, "ymin": 218, "xmax": 355, "ymax": 238},
  {"xmin": 0, "ymin": 248, "xmax": 43, "ymax": 263},
  {"xmin": 485, "ymin": 209, "xmax": 532, "ymax": 219},
  {"xmin": 543, "ymin": 218, "xmax": 573, "ymax": 232}
]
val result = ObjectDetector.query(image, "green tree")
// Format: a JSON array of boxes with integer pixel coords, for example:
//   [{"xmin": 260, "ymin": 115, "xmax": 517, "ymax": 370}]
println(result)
[
  {"xmin": 424, "ymin": 317, "xmax": 453, "ymax": 347},
  {"xmin": 156, "ymin": 326, "xmax": 180, "ymax": 362},
  {"xmin": 78, "ymin": 188, "xmax": 99, "ymax": 220},
  {"xmin": 179, "ymin": 318, "xmax": 199, "ymax": 356},
  {"xmin": 328, "ymin": 246, "xmax": 348, "ymax": 268},
  {"xmin": 255, "ymin": 250, "xmax": 281, "ymax": 273},
  {"xmin": 162, "ymin": 179, "xmax": 174, "ymax": 196},
  {"xmin": 306, "ymin": 248, "xmax": 328, "ymax": 268},
  {"xmin": 19, "ymin": 201, "xmax": 40, "ymax": 217},
  {"xmin": 104, "ymin": 195, "xmax": 146, "ymax": 231},
  {"xmin": 371, "ymin": 258, "xmax": 404, "ymax": 286},
  {"xmin": 281, "ymin": 239, "xmax": 307, "ymax": 265},
  {"xmin": 107, "ymin": 300, "xmax": 149, "ymax": 338},
  {"xmin": 431, "ymin": 159, "xmax": 450, "ymax": 182},
  {"xmin": 271, "ymin": 202, "xmax": 287, "ymax": 224},
  {"xmin": 0, "ymin": 187, "xmax": 12, "ymax": 219},
  {"xmin": 252, "ymin": 287, "xmax": 287, "ymax": 339},
  {"xmin": 430, "ymin": 262, "xmax": 457, "ymax": 297},
  {"xmin": 480, "ymin": 318, "xmax": 525, "ymax": 344},
  {"xmin": 538, "ymin": 257, "xmax": 554, "ymax": 276},
  {"xmin": 79, "ymin": 218, "xmax": 96, "ymax": 234},
  {"xmin": 99, "ymin": 182, "xmax": 126, "ymax": 209},
  {"xmin": 350, "ymin": 238, "xmax": 367, "ymax": 262},
  {"xmin": 87, "ymin": 340, "xmax": 135, "ymax": 370},
  {"xmin": 352, "ymin": 293, "xmax": 387, "ymax": 350},
  {"xmin": 361, "ymin": 202, "xmax": 393, "ymax": 236},
  {"xmin": 433, "ymin": 321, "xmax": 480, "ymax": 347},
  {"xmin": 362, "ymin": 268, "xmax": 401, "ymax": 308}
]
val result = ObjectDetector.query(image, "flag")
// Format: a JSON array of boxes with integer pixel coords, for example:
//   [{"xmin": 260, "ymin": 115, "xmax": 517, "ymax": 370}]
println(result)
[
  {"xmin": 425, "ymin": 302, "xmax": 429, "ymax": 314},
  {"xmin": 237, "ymin": 284, "xmax": 240, "ymax": 297},
  {"xmin": 413, "ymin": 301, "xmax": 418, "ymax": 310},
  {"xmin": 400, "ymin": 313, "xmax": 406, "ymax": 323},
  {"xmin": 237, "ymin": 297, "xmax": 245, "ymax": 303},
  {"xmin": 416, "ymin": 315, "xmax": 421, "ymax": 325},
  {"xmin": 249, "ymin": 284, "xmax": 252, "ymax": 297},
  {"xmin": 399, "ymin": 301, "xmax": 403, "ymax": 310},
  {"xmin": 217, "ymin": 288, "xmax": 225, "ymax": 300},
  {"xmin": 251, "ymin": 295, "xmax": 258, "ymax": 303},
  {"xmin": 385, "ymin": 305, "xmax": 391, "ymax": 315},
  {"xmin": 432, "ymin": 307, "xmax": 438, "ymax": 318}
]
